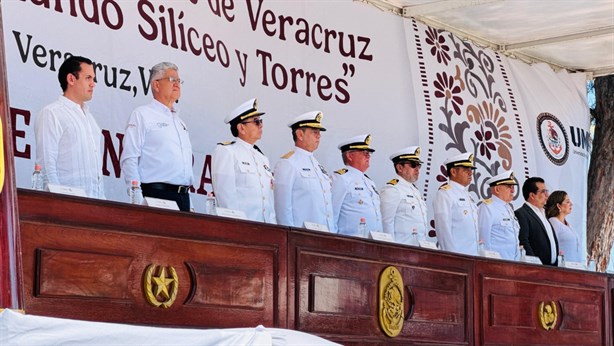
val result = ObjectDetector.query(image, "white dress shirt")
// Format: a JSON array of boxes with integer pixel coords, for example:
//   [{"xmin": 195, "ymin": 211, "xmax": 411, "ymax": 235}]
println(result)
[
  {"xmin": 121, "ymin": 100, "xmax": 194, "ymax": 188},
  {"xmin": 549, "ymin": 217, "xmax": 581, "ymax": 262},
  {"xmin": 212, "ymin": 138, "xmax": 276, "ymax": 224},
  {"xmin": 433, "ymin": 180, "xmax": 479, "ymax": 255},
  {"xmin": 380, "ymin": 175, "xmax": 428, "ymax": 244},
  {"xmin": 526, "ymin": 202, "xmax": 558, "ymax": 264},
  {"xmin": 331, "ymin": 165, "xmax": 382, "ymax": 237},
  {"xmin": 273, "ymin": 147, "xmax": 335, "ymax": 231},
  {"xmin": 478, "ymin": 195, "xmax": 520, "ymax": 260},
  {"xmin": 35, "ymin": 96, "xmax": 105, "ymax": 199}
]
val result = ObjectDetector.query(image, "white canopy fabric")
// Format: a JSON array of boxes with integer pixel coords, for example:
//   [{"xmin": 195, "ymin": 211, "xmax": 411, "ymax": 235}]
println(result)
[
  {"xmin": 360, "ymin": 0, "xmax": 614, "ymax": 77},
  {"xmin": 0, "ymin": 310, "xmax": 340, "ymax": 346}
]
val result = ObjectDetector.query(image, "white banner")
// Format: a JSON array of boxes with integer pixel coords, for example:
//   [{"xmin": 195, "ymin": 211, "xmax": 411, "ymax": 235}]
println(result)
[
  {"xmin": 404, "ymin": 19, "xmax": 589, "ymax": 247},
  {"xmin": 506, "ymin": 60, "xmax": 591, "ymax": 259},
  {"xmin": 2, "ymin": 1, "xmax": 589, "ymax": 240},
  {"xmin": 2, "ymin": 0, "xmax": 419, "ymax": 210}
]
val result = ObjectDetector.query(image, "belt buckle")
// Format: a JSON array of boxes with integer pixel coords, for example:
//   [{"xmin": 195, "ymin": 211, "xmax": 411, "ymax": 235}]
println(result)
[{"xmin": 177, "ymin": 185, "xmax": 188, "ymax": 194}]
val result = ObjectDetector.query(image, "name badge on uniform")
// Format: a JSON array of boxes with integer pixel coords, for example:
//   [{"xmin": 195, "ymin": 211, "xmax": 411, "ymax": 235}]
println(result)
[
  {"xmin": 241, "ymin": 161, "xmax": 251, "ymax": 166},
  {"xmin": 501, "ymin": 218, "xmax": 512, "ymax": 227},
  {"xmin": 302, "ymin": 168, "xmax": 311, "ymax": 171},
  {"xmin": 355, "ymin": 187, "xmax": 364, "ymax": 191},
  {"xmin": 457, "ymin": 198, "xmax": 470, "ymax": 207}
]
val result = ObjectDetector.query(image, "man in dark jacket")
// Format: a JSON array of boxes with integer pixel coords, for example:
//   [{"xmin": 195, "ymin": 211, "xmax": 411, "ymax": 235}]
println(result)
[{"xmin": 515, "ymin": 177, "xmax": 559, "ymax": 266}]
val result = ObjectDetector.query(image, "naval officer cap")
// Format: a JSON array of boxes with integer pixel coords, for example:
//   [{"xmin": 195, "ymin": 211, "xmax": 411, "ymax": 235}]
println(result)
[
  {"xmin": 224, "ymin": 98, "xmax": 266, "ymax": 124},
  {"xmin": 288, "ymin": 111, "xmax": 327, "ymax": 131},
  {"xmin": 338, "ymin": 134, "xmax": 375, "ymax": 153},
  {"xmin": 487, "ymin": 171, "xmax": 517, "ymax": 186},
  {"xmin": 444, "ymin": 152, "xmax": 476, "ymax": 170},
  {"xmin": 389, "ymin": 146, "xmax": 423, "ymax": 164}
]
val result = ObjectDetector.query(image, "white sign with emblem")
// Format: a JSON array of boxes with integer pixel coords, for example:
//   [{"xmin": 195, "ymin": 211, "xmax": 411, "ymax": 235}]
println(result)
[
  {"xmin": 369, "ymin": 231, "xmax": 395, "ymax": 243},
  {"xmin": 419, "ymin": 240, "xmax": 438, "ymax": 250},
  {"xmin": 47, "ymin": 184, "xmax": 87, "ymax": 198},
  {"xmin": 564, "ymin": 261, "xmax": 586, "ymax": 270},
  {"xmin": 215, "ymin": 207, "xmax": 248, "ymax": 220},
  {"xmin": 484, "ymin": 250, "xmax": 502, "ymax": 259},
  {"xmin": 524, "ymin": 255, "xmax": 543, "ymax": 265},
  {"xmin": 304, "ymin": 222, "xmax": 330, "ymax": 232},
  {"xmin": 144, "ymin": 197, "xmax": 179, "ymax": 211}
]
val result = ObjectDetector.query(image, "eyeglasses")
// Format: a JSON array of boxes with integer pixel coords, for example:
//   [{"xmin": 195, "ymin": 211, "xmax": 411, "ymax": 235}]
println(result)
[
  {"xmin": 351, "ymin": 150, "xmax": 371, "ymax": 157},
  {"xmin": 156, "ymin": 77, "xmax": 184, "ymax": 85},
  {"xmin": 241, "ymin": 118, "xmax": 263, "ymax": 126},
  {"xmin": 537, "ymin": 189, "xmax": 549, "ymax": 194},
  {"xmin": 404, "ymin": 161, "xmax": 421, "ymax": 169}
]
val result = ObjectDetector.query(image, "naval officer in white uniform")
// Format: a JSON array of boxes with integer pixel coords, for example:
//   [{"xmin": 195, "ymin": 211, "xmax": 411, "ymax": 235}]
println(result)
[
  {"xmin": 478, "ymin": 171, "xmax": 520, "ymax": 260},
  {"xmin": 331, "ymin": 134, "xmax": 382, "ymax": 237},
  {"xmin": 433, "ymin": 153, "xmax": 479, "ymax": 255},
  {"xmin": 274, "ymin": 111, "xmax": 335, "ymax": 231},
  {"xmin": 211, "ymin": 98, "xmax": 276, "ymax": 224},
  {"xmin": 380, "ymin": 146, "xmax": 428, "ymax": 245}
]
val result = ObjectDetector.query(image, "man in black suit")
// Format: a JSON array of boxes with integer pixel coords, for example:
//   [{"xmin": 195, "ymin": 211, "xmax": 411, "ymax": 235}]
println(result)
[{"xmin": 515, "ymin": 177, "xmax": 559, "ymax": 266}]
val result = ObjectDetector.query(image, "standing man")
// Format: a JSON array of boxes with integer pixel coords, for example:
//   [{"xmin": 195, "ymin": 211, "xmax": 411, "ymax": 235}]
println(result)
[
  {"xmin": 380, "ymin": 146, "xmax": 428, "ymax": 244},
  {"xmin": 478, "ymin": 171, "xmax": 520, "ymax": 260},
  {"xmin": 331, "ymin": 134, "xmax": 382, "ymax": 237},
  {"xmin": 515, "ymin": 177, "xmax": 559, "ymax": 266},
  {"xmin": 433, "ymin": 153, "xmax": 479, "ymax": 255},
  {"xmin": 35, "ymin": 55, "xmax": 105, "ymax": 199},
  {"xmin": 212, "ymin": 98, "xmax": 276, "ymax": 224},
  {"xmin": 121, "ymin": 62, "xmax": 194, "ymax": 211},
  {"xmin": 274, "ymin": 111, "xmax": 335, "ymax": 231}
]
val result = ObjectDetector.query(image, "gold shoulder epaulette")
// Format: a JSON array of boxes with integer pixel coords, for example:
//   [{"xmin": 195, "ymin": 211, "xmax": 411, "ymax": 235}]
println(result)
[
  {"xmin": 439, "ymin": 183, "xmax": 451, "ymax": 191},
  {"xmin": 280, "ymin": 150, "xmax": 295, "ymax": 159},
  {"xmin": 387, "ymin": 179, "xmax": 399, "ymax": 186},
  {"xmin": 217, "ymin": 141, "xmax": 235, "ymax": 146},
  {"xmin": 482, "ymin": 198, "xmax": 493, "ymax": 205},
  {"xmin": 335, "ymin": 168, "xmax": 348, "ymax": 175}
]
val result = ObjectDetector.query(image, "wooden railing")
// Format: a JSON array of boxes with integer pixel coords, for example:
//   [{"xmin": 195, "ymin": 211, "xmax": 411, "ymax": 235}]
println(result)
[{"xmin": 16, "ymin": 189, "xmax": 612, "ymax": 345}]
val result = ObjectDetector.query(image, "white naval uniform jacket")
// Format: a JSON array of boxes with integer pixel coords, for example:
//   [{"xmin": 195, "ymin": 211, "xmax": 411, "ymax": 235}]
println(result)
[
  {"xmin": 433, "ymin": 180, "xmax": 479, "ymax": 255},
  {"xmin": 478, "ymin": 195, "xmax": 520, "ymax": 260},
  {"xmin": 211, "ymin": 138, "xmax": 276, "ymax": 224},
  {"xmin": 331, "ymin": 166, "xmax": 382, "ymax": 237},
  {"xmin": 380, "ymin": 175, "xmax": 428, "ymax": 245},
  {"xmin": 273, "ymin": 147, "xmax": 335, "ymax": 232}
]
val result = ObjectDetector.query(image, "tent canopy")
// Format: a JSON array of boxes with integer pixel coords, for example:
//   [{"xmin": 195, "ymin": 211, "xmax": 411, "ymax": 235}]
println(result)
[{"xmin": 361, "ymin": 0, "xmax": 614, "ymax": 77}]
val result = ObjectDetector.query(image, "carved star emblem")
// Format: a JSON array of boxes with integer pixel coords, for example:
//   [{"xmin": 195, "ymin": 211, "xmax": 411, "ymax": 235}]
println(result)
[{"xmin": 152, "ymin": 267, "xmax": 175, "ymax": 299}]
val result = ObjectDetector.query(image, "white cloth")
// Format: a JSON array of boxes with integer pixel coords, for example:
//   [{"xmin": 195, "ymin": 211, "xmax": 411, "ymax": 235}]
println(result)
[
  {"xmin": 212, "ymin": 138, "xmax": 276, "ymax": 224},
  {"xmin": 433, "ymin": 180, "xmax": 479, "ymax": 255},
  {"xmin": 526, "ymin": 202, "xmax": 558, "ymax": 264},
  {"xmin": 379, "ymin": 175, "xmax": 428, "ymax": 244},
  {"xmin": 34, "ymin": 96, "xmax": 105, "ymax": 199},
  {"xmin": 478, "ymin": 195, "xmax": 519, "ymax": 260},
  {"xmin": 0, "ymin": 309, "xmax": 340, "ymax": 346},
  {"xmin": 549, "ymin": 217, "xmax": 582, "ymax": 262},
  {"xmin": 331, "ymin": 165, "xmax": 382, "ymax": 237},
  {"xmin": 120, "ymin": 100, "xmax": 194, "ymax": 188},
  {"xmin": 273, "ymin": 147, "xmax": 335, "ymax": 231}
]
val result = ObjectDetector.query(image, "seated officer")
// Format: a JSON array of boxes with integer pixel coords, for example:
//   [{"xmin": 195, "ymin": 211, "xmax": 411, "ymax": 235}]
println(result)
[
  {"xmin": 274, "ymin": 111, "xmax": 335, "ymax": 231},
  {"xmin": 211, "ymin": 98, "xmax": 276, "ymax": 224},
  {"xmin": 331, "ymin": 134, "xmax": 382, "ymax": 237},
  {"xmin": 380, "ymin": 146, "xmax": 428, "ymax": 244},
  {"xmin": 433, "ymin": 152, "xmax": 479, "ymax": 255},
  {"xmin": 478, "ymin": 171, "xmax": 520, "ymax": 260}
]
